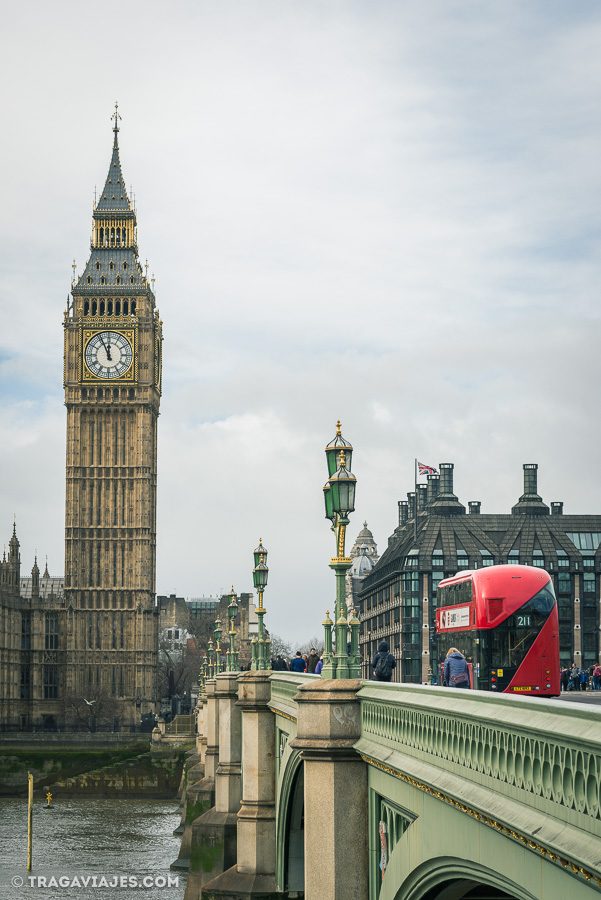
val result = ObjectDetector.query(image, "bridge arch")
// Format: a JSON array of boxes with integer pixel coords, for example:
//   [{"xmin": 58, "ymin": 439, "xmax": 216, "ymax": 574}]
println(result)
[
  {"xmin": 276, "ymin": 747, "xmax": 304, "ymax": 894},
  {"xmin": 396, "ymin": 857, "xmax": 538, "ymax": 900}
]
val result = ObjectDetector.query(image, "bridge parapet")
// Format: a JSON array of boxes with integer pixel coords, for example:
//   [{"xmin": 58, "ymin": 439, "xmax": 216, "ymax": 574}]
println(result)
[
  {"xmin": 268, "ymin": 672, "xmax": 315, "ymax": 722},
  {"xmin": 355, "ymin": 683, "xmax": 601, "ymax": 896}
]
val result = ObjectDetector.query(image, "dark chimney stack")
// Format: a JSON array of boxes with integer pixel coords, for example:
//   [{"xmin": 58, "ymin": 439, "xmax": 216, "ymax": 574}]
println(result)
[
  {"xmin": 512, "ymin": 463, "xmax": 549, "ymax": 516},
  {"xmin": 440, "ymin": 463, "xmax": 454, "ymax": 495},
  {"xmin": 551, "ymin": 502, "xmax": 563, "ymax": 516},
  {"xmin": 417, "ymin": 484, "xmax": 428, "ymax": 513},
  {"xmin": 407, "ymin": 491, "xmax": 416, "ymax": 520},
  {"xmin": 523, "ymin": 463, "xmax": 538, "ymax": 495},
  {"xmin": 398, "ymin": 500, "xmax": 408, "ymax": 526},
  {"xmin": 426, "ymin": 474, "xmax": 440, "ymax": 505},
  {"xmin": 468, "ymin": 501, "xmax": 481, "ymax": 514}
]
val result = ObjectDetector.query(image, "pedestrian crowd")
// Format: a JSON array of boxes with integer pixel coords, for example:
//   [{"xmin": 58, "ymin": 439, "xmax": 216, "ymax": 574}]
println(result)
[
  {"xmin": 271, "ymin": 647, "xmax": 322, "ymax": 674},
  {"xmin": 269, "ymin": 646, "xmax": 601, "ymax": 693},
  {"xmin": 560, "ymin": 663, "xmax": 601, "ymax": 691},
  {"xmin": 269, "ymin": 640, "xmax": 398, "ymax": 683}
]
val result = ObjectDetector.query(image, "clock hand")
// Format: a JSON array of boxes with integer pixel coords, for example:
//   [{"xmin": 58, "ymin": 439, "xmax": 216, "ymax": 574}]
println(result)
[{"xmin": 105, "ymin": 340, "xmax": 112, "ymax": 361}]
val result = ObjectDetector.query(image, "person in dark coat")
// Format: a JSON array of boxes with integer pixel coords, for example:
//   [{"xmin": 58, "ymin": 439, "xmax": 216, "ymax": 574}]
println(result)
[
  {"xmin": 443, "ymin": 648, "xmax": 471, "ymax": 688},
  {"xmin": 560, "ymin": 667, "xmax": 569, "ymax": 692},
  {"xmin": 371, "ymin": 641, "xmax": 396, "ymax": 682},
  {"xmin": 307, "ymin": 648, "xmax": 319, "ymax": 673}
]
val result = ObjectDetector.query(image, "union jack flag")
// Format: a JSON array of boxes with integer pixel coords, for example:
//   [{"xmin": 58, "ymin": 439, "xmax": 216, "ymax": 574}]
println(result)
[{"xmin": 417, "ymin": 461, "xmax": 438, "ymax": 476}]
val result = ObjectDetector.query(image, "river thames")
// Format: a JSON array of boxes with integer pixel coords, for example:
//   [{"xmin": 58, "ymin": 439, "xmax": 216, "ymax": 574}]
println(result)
[{"xmin": 0, "ymin": 797, "xmax": 184, "ymax": 899}]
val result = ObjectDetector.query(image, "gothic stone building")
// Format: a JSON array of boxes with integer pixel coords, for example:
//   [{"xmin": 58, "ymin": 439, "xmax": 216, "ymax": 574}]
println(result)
[
  {"xmin": 0, "ymin": 530, "xmax": 65, "ymax": 729},
  {"xmin": 0, "ymin": 113, "xmax": 162, "ymax": 729},
  {"xmin": 358, "ymin": 463, "xmax": 601, "ymax": 683}
]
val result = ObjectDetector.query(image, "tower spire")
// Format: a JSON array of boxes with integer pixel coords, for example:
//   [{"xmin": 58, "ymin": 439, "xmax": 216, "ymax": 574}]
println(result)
[
  {"xmin": 95, "ymin": 103, "xmax": 132, "ymax": 215},
  {"xmin": 112, "ymin": 101, "xmax": 121, "ymax": 144}
]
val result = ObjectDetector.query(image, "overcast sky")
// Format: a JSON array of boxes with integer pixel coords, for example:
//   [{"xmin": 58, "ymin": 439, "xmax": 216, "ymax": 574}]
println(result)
[{"xmin": 1, "ymin": 1, "xmax": 600, "ymax": 643}]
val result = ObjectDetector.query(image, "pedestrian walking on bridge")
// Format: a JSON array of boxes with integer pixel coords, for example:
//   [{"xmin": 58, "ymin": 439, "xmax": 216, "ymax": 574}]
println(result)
[{"xmin": 443, "ymin": 648, "xmax": 471, "ymax": 689}]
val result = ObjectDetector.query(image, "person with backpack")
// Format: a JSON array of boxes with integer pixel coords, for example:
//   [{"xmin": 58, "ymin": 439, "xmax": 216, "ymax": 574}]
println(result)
[
  {"xmin": 371, "ymin": 641, "xmax": 396, "ymax": 682},
  {"xmin": 443, "ymin": 647, "xmax": 471, "ymax": 689}
]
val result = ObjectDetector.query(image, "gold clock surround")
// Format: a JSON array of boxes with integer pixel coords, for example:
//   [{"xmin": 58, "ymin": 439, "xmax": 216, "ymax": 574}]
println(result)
[{"xmin": 80, "ymin": 319, "xmax": 137, "ymax": 383}]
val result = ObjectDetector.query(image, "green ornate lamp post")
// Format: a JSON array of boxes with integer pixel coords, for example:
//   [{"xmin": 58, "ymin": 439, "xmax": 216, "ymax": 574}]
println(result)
[
  {"xmin": 199, "ymin": 657, "xmax": 207, "ymax": 692},
  {"xmin": 214, "ymin": 618, "xmax": 223, "ymax": 674},
  {"xmin": 321, "ymin": 421, "xmax": 361, "ymax": 679},
  {"xmin": 252, "ymin": 540, "xmax": 269, "ymax": 670},
  {"xmin": 226, "ymin": 587, "xmax": 239, "ymax": 672},
  {"xmin": 207, "ymin": 639, "xmax": 214, "ymax": 679}
]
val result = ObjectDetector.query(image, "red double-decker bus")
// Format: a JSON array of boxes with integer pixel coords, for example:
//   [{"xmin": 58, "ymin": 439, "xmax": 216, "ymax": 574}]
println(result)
[{"xmin": 435, "ymin": 564, "xmax": 560, "ymax": 696}]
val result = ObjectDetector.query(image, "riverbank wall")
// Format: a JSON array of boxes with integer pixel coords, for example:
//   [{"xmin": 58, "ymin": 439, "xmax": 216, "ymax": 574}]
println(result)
[{"xmin": 0, "ymin": 739, "xmax": 192, "ymax": 799}]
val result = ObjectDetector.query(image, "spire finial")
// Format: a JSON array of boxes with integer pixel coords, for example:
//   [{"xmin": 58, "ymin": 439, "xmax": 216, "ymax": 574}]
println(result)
[
  {"xmin": 112, "ymin": 101, "xmax": 121, "ymax": 133},
  {"xmin": 336, "ymin": 420, "xmax": 342, "ymax": 436}
]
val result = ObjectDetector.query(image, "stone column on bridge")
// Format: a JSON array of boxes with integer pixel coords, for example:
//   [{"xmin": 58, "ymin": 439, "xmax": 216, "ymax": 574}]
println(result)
[
  {"xmin": 202, "ymin": 670, "xmax": 280, "ymax": 899},
  {"xmin": 184, "ymin": 671, "xmax": 241, "ymax": 900},
  {"xmin": 290, "ymin": 678, "xmax": 368, "ymax": 900}
]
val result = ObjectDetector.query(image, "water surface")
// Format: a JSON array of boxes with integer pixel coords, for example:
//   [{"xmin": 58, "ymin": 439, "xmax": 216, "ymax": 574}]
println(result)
[{"xmin": 0, "ymin": 797, "xmax": 184, "ymax": 899}]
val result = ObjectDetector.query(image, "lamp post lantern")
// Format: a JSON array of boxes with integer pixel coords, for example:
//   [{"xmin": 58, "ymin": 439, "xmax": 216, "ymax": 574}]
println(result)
[
  {"xmin": 226, "ymin": 587, "xmax": 239, "ymax": 672},
  {"xmin": 252, "ymin": 540, "xmax": 269, "ymax": 670},
  {"xmin": 321, "ymin": 421, "xmax": 361, "ymax": 679}
]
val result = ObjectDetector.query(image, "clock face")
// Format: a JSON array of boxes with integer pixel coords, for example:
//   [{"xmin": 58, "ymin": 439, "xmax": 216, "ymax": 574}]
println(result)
[{"xmin": 84, "ymin": 331, "xmax": 133, "ymax": 379}]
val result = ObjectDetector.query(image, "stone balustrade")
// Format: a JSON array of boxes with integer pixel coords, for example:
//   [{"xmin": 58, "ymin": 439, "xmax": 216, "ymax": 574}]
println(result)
[{"xmin": 178, "ymin": 676, "xmax": 601, "ymax": 900}]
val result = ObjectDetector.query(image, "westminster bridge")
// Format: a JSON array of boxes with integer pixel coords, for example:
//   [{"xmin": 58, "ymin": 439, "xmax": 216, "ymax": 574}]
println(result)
[{"xmin": 172, "ymin": 672, "xmax": 601, "ymax": 900}]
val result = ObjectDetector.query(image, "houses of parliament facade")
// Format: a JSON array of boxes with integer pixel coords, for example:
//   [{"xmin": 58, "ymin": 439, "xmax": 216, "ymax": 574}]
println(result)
[{"xmin": 0, "ymin": 109, "xmax": 162, "ymax": 729}]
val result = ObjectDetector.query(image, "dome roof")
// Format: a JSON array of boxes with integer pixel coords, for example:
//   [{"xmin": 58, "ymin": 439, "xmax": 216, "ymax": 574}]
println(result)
[{"xmin": 351, "ymin": 545, "xmax": 376, "ymax": 576}]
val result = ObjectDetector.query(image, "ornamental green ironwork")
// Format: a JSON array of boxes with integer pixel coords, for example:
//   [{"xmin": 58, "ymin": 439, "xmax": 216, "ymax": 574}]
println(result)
[
  {"xmin": 321, "ymin": 421, "xmax": 361, "ymax": 679},
  {"xmin": 214, "ymin": 617, "xmax": 223, "ymax": 674},
  {"xmin": 252, "ymin": 540, "xmax": 269, "ymax": 670},
  {"xmin": 226, "ymin": 587, "xmax": 240, "ymax": 672}
]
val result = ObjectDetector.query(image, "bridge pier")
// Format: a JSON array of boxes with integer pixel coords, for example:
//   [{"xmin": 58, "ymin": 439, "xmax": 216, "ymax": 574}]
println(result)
[
  {"xmin": 203, "ymin": 670, "xmax": 280, "ymax": 899},
  {"xmin": 290, "ymin": 678, "xmax": 368, "ymax": 900},
  {"xmin": 173, "ymin": 682, "xmax": 218, "ymax": 871},
  {"xmin": 184, "ymin": 672, "xmax": 241, "ymax": 900}
]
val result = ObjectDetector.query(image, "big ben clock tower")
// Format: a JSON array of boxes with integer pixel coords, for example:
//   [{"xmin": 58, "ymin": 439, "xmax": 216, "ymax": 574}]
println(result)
[{"xmin": 63, "ymin": 106, "xmax": 162, "ymax": 725}]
